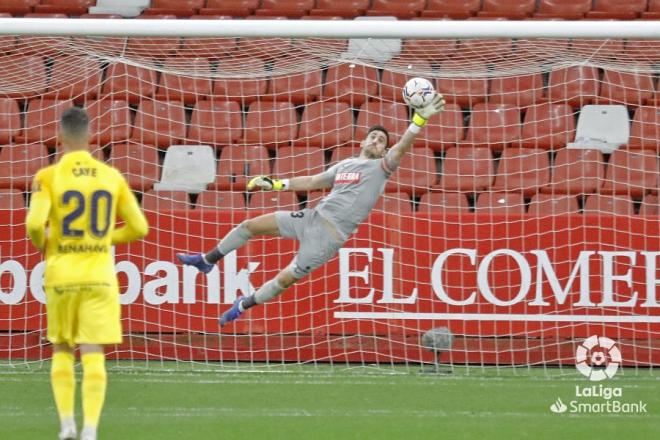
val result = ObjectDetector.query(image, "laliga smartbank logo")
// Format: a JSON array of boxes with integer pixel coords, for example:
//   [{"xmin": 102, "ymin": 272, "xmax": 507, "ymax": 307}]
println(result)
[{"xmin": 549, "ymin": 335, "xmax": 647, "ymax": 414}]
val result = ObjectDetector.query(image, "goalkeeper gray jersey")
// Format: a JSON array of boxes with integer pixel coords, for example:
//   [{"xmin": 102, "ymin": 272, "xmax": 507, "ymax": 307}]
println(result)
[{"xmin": 316, "ymin": 154, "xmax": 399, "ymax": 239}]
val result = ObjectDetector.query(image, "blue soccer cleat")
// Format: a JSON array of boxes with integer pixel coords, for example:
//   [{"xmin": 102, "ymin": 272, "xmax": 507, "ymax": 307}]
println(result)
[
  {"xmin": 219, "ymin": 297, "xmax": 244, "ymax": 326},
  {"xmin": 176, "ymin": 253, "xmax": 215, "ymax": 274}
]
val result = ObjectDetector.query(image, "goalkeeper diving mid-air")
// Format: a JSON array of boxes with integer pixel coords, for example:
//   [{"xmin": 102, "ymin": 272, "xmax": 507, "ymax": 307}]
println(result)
[{"xmin": 178, "ymin": 92, "xmax": 445, "ymax": 326}]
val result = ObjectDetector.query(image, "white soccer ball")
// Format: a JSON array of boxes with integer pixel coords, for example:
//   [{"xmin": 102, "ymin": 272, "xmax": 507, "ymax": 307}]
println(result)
[{"xmin": 402, "ymin": 77, "xmax": 436, "ymax": 109}]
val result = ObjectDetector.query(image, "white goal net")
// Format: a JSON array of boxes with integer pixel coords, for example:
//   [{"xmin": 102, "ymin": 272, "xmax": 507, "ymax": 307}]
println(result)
[{"xmin": 0, "ymin": 20, "xmax": 658, "ymax": 373}]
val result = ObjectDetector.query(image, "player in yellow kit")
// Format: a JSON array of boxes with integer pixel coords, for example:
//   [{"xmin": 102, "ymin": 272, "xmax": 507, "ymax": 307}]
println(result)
[{"xmin": 25, "ymin": 107, "xmax": 149, "ymax": 440}]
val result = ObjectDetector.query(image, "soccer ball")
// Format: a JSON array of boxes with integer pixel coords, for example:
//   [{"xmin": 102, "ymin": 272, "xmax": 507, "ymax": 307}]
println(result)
[{"xmin": 402, "ymin": 77, "xmax": 436, "ymax": 109}]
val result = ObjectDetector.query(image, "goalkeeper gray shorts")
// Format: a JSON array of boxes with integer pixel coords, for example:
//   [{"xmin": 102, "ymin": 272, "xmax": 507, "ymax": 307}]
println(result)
[{"xmin": 275, "ymin": 208, "xmax": 345, "ymax": 279}]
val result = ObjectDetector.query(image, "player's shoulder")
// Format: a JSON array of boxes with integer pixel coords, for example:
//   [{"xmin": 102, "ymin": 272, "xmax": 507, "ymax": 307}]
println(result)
[{"xmin": 34, "ymin": 164, "xmax": 56, "ymax": 181}]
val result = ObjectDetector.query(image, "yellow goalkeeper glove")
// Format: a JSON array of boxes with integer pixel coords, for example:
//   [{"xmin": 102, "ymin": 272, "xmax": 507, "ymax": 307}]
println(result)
[
  {"xmin": 247, "ymin": 176, "xmax": 288, "ymax": 191},
  {"xmin": 411, "ymin": 93, "xmax": 446, "ymax": 128}
]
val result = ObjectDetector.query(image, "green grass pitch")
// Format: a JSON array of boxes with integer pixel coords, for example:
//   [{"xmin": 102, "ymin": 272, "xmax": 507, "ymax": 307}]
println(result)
[{"xmin": 1, "ymin": 363, "xmax": 659, "ymax": 439}]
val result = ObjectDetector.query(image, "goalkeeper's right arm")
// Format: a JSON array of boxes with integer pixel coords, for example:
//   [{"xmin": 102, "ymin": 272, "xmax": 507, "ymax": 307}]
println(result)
[{"xmin": 248, "ymin": 173, "xmax": 334, "ymax": 192}]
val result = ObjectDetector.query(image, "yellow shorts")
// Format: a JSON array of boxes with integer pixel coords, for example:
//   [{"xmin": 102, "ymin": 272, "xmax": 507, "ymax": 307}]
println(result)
[{"xmin": 46, "ymin": 283, "xmax": 122, "ymax": 347}]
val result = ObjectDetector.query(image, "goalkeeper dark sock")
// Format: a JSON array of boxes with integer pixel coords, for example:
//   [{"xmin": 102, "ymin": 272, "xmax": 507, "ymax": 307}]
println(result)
[
  {"xmin": 203, "ymin": 247, "xmax": 224, "ymax": 264},
  {"xmin": 216, "ymin": 222, "xmax": 253, "ymax": 257},
  {"xmin": 238, "ymin": 295, "xmax": 257, "ymax": 312}
]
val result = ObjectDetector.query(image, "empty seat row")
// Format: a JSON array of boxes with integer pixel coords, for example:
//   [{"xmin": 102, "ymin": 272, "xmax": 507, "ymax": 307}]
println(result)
[
  {"xmin": 0, "ymin": 55, "xmax": 657, "ymax": 110},
  {"xmin": 122, "ymin": 189, "xmax": 660, "ymax": 217},
  {"xmin": 3, "ymin": 98, "xmax": 659, "ymax": 153},
  {"xmin": 1, "ymin": 140, "xmax": 657, "ymax": 202},
  {"xmin": 4, "ymin": 1, "xmax": 656, "ymax": 20}
]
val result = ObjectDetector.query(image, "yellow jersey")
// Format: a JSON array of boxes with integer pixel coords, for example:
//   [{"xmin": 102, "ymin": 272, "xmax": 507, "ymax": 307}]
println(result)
[{"xmin": 26, "ymin": 150, "xmax": 148, "ymax": 288}]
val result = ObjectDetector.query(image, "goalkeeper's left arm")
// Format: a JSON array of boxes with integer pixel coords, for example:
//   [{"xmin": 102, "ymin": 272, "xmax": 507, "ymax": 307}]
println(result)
[{"xmin": 388, "ymin": 93, "xmax": 445, "ymax": 163}]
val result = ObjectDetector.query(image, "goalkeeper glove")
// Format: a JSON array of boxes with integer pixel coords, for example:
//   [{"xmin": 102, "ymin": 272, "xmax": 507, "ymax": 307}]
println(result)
[
  {"xmin": 411, "ymin": 93, "xmax": 446, "ymax": 128},
  {"xmin": 247, "ymin": 176, "xmax": 288, "ymax": 191}
]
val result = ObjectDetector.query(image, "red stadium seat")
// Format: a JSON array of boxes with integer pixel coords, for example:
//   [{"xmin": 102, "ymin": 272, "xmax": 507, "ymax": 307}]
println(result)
[
  {"xmin": 310, "ymin": 0, "xmax": 368, "ymax": 18},
  {"xmin": 22, "ymin": 99, "xmax": 72, "ymax": 147},
  {"xmin": 102, "ymin": 63, "xmax": 157, "ymax": 105},
  {"xmin": 418, "ymin": 192, "xmax": 469, "ymax": 213},
  {"xmin": 642, "ymin": 0, "xmax": 660, "ymax": 18},
  {"xmin": 295, "ymin": 101, "xmax": 354, "ymax": 149},
  {"xmin": 108, "ymin": 142, "xmax": 160, "ymax": 191},
  {"xmin": 596, "ymin": 68, "xmax": 655, "ymax": 107},
  {"xmin": 0, "ymin": 0, "xmax": 38, "ymax": 15},
  {"xmin": 34, "ymin": 0, "xmax": 95, "ymax": 15},
  {"xmin": 244, "ymin": 101, "xmax": 298, "ymax": 148},
  {"xmin": 639, "ymin": 194, "xmax": 659, "ymax": 216},
  {"xmin": 380, "ymin": 58, "xmax": 434, "ymax": 103},
  {"xmin": 436, "ymin": 147, "xmax": 494, "ymax": 192},
  {"xmin": 478, "ymin": 0, "xmax": 536, "ymax": 18},
  {"xmin": 419, "ymin": 103, "xmax": 465, "ymax": 152},
  {"xmin": 624, "ymin": 40, "xmax": 660, "ymax": 63},
  {"xmin": 628, "ymin": 106, "xmax": 660, "ymax": 151},
  {"xmin": 367, "ymin": 0, "xmax": 426, "ymax": 18},
  {"xmin": 546, "ymin": 66, "xmax": 599, "ymax": 108},
  {"xmin": 462, "ymin": 103, "xmax": 521, "ymax": 151},
  {"xmin": 200, "ymin": 0, "xmax": 258, "ymax": 17},
  {"xmin": 421, "ymin": 0, "xmax": 481, "ymax": 18},
  {"xmin": 323, "ymin": 63, "xmax": 379, "ymax": 107},
  {"xmin": 488, "ymin": 70, "xmax": 544, "ymax": 107},
  {"xmin": 188, "ymin": 100, "xmax": 243, "ymax": 147},
  {"xmin": 268, "ymin": 60, "xmax": 323, "ymax": 105},
  {"xmin": 248, "ymin": 191, "xmax": 299, "ymax": 211},
  {"xmin": 475, "ymin": 192, "xmax": 526, "ymax": 214},
  {"xmin": 458, "ymin": 38, "xmax": 514, "ymax": 60},
  {"xmin": 0, "ymin": 98, "xmax": 21, "ymax": 144},
  {"xmin": 212, "ymin": 144, "xmax": 270, "ymax": 191},
  {"xmin": 196, "ymin": 190, "xmax": 245, "ymax": 210},
  {"xmin": 586, "ymin": 0, "xmax": 647, "ymax": 19},
  {"xmin": 354, "ymin": 101, "xmax": 408, "ymax": 141},
  {"xmin": 601, "ymin": 149, "xmax": 659, "ymax": 197},
  {"xmin": 570, "ymin": 39, "xmax": 625, "ymax": 59},
  {"xmin": 515, "ymin": 39, "xmax": 571, "ymax": 63},
  {"xmin": 544, "ymin": 148, "xmax": 604, "ymax": 194},
  {"xmin": 385, "ymin": 147, "xmax": 436, "ymax": 196},
  {"xmin": 436, "ymin": 61, "xmax": 489, "ymax": 108},
  {"xmin": 127, "ymin": 15, "xmax": 180, "ymax": 59},
  {"xmin": 583, "ymin": 194, "xmax": 634, "ymax": 215},
  {"xmin": 373, "ymin": 191, "xmax": 413, "ymax": 214},
  {"xmin": 213, "ymin": 59, "xmax": 269, "ymax": 105},
  {"xmin": 0, "ymin": 144, "xmax": 49, "ymax": 190},
  {"xmin": 0, "ymin": 55, "xmax": 47, "ymax": 99},
  {"xmin": 491, "ymin": 148, "xmax": 550, "ymax": 196},
  {"xmin": 516, "ymin": 103, "xmax": 575, "ymax": 150},
  {"xmin": 0, "ymin": 189, "xmax": 24, "ymax": 209},
  {"xmin": 272, "ymin": 146, "xmax": 325, "ymax": 182},
  {"xmin": 144, "ymin": 0, "xmax": 204, "ymax": 17},
  {"xmin": 156, "ymin": 57, "xmax": 212, "ymax": 105},
  {"xmin": 44, "ymin": 55, "xmax": 101, "ymax": 103},
  {"xmin": 131, "ymin": 100, "xmax": 187, "ymax": 148},
  {"xmin": 86, "ymin": 99, "xmax": 131, "ymax": 145},
  {"xmin": 255, "ymin": 0, "xmax": 315, "ymax": 18},
  {"xmin": 179, "ymin": 34, "xmax": 236, "ymax": 59},
  {"xmin": 141, "ymin": 190, "xmax": 189, "ymax": 211},
  {"xmin": 528, "ymin": 194, "xmax": 579, "ymax": 215},
  {"xmin": 0, "ymin": 34, "xmax": 16, "ymax": 54},
  {"xmin": 535, "ymin": 0, "xmax": 591, "ymax": 19},
  {"xmin": 400, "ymin": 39, "xmax": 457, "ymax": 60},
  {"xmin": 71, "ymin": 14, "xmax": 124, "ymax": 56}
]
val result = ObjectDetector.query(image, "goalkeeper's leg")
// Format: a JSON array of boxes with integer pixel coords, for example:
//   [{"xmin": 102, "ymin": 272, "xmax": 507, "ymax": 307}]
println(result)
[
  {"xmin": 220, "ymin": 269, "xmax": 296, "ymax": 326},
  {"xmin": 178, "ymin": 213, "xmax": 281, "ymax": 273}
]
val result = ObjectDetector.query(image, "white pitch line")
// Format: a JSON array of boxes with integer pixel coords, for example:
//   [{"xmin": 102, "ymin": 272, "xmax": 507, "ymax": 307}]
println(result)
[{"xmin": 334, "ymin": 312, "xmax": 660, "ymax": 323}]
